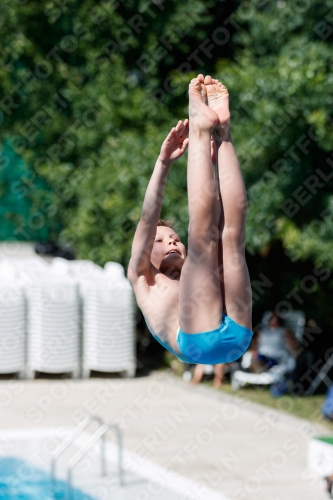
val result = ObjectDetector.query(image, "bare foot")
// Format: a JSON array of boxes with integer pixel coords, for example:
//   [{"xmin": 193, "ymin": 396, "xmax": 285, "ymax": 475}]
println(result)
[
  {"xmin": 189, "ymin": 74, "xmax": 219, "ymax": 132},
  {"xmin": 213, "ymin": 377, "xmax": 222, "ymax": 389},
  {"xmin": 204, "ymin": 75, "xmax": 230, "ymax": 142}
]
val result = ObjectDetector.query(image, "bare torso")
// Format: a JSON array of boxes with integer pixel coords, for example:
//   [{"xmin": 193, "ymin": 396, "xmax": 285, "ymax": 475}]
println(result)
[{"xmin": 132, "ymin": 267, "xmax": 181, "ymax": 354}]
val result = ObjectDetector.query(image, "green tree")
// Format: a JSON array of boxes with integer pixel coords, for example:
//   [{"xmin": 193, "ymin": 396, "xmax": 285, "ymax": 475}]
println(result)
[
  {"xmin": 219, "ymin": 1, "xmax": 333, "ymax": 270},
  {"xmin": 218, "ymin": 0, "xmax": 333, "ymax": 331},
  {"xmin": 0, "ymin": 0, "xmax": 235, "ymax": 258},
  {"xmin": 1, "ymin": 0, "xmax": 333, "ymax": 331}
]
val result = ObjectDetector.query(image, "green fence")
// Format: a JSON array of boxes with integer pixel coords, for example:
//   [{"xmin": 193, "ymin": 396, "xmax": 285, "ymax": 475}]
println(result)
[{"xmin": 0, "ymin": 141, "xmax": 51, "ymax": 241}]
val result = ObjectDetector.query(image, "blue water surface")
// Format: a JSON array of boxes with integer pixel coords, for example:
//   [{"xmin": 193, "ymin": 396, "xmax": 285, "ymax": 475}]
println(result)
[{"xmin": 0, "ymin": 458, "xmax": 96, "ymax": 500}]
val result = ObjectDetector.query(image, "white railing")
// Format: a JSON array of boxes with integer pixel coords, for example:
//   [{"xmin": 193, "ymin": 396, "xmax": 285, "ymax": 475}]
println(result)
[{"xmin": 51, "ymin": 415, "xmax": 123, "ymax": 497}]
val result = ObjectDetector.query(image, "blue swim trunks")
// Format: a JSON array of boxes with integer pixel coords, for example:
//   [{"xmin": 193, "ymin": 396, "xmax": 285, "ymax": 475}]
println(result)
[
  {"xmin": 176, "ymin": 314, "xmax": 253, "ymax": 364},
  {"xmin": 147, "ymin": 313, "xmax": 253, "ymax": 365}
]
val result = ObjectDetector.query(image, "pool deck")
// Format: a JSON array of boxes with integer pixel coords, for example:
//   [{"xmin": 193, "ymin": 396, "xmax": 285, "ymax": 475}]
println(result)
[{"xmin": 0, "ymin": 371, "xmax": 329, "ymax": 500}]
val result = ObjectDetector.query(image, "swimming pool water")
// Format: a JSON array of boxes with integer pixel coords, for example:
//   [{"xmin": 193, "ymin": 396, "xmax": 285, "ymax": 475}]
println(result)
[{"xmin": 0, "ymin": 457, "xmax": 95, "ymax": 500}]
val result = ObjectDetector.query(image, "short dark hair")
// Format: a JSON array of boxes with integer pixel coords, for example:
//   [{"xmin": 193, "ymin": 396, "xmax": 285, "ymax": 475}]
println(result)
[
  {"xmin": 269, "ymin": 311, "xmax": 284, "ymax": 326},
  {"xmin": 157, "ymin": 219, "xmax": 176, "ymax": 230}
]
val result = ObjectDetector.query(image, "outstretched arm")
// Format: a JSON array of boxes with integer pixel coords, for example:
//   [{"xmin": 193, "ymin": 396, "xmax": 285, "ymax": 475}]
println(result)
[{"xmin": 128, "ymin": 120, "xmax": 189, "ymax": 283}]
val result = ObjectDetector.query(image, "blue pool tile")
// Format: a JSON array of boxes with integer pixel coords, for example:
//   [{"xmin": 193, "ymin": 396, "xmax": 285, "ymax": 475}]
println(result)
[{"xmin": 0, "ymin": 458, "xmax": 95, "ymax": 500}]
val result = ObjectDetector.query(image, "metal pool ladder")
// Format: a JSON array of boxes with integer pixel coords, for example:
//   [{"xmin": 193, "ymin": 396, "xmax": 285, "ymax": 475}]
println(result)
[{"xmin": 51, "ymin": 415, "xmax": 123, "ymax": 497}]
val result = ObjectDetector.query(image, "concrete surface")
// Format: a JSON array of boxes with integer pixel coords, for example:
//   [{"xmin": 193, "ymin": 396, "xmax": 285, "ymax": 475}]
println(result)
[{"xmin": 0, "ymin": 371, "xmax": 330, "ymax": 500}]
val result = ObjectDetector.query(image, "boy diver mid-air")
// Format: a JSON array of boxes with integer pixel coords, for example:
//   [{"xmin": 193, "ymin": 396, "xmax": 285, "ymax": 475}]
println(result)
[{"xmin": 128, "ymin": 74, "xmax": 253, "ymax": 364}]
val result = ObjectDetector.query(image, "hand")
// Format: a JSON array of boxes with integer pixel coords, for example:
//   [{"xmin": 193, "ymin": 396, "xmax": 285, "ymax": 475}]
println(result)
[{"xmin": 158, "ymin": 119, "xmax": 189, "ymax": 165}]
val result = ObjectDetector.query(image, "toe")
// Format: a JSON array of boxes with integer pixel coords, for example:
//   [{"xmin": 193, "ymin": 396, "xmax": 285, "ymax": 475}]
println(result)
[
  {"xmin": 200, "ymin": 83, "xmax": 207, "ymax": 96},
  {"xmin": 204, "ymin": 75, "xmax": 213, "ymax": 84}
]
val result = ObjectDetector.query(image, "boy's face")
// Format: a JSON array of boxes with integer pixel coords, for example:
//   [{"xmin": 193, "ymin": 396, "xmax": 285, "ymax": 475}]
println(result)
[
  {"xmin": 151, "ymin": 226, "xmax": 186, "ymax": 274},
  {"xmin": 269, "ymin": 313, "xmax": 280, "ymax": 328}
]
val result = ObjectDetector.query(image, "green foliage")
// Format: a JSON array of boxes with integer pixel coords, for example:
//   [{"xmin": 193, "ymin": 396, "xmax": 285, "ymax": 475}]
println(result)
[
  {"xmin": 1, "ymin": 0, "xmax": 221, "ymax": 260},
  {"xmin": 216, "ymin": 1, "xmax": 333, "ymax": 269},
  {"xmin": 1, "ymin": 0, "xmax": 333, "ymax": 327},
  {"xmin": 0, "ymin": 141, "xmax": 51, "ymax": 240}
]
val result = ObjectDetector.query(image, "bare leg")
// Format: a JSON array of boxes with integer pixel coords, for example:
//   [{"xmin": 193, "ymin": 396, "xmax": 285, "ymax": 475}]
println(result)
[
  {"xmin": 179, "ymin": 74, "xmax": 223, "ymax": 334},
  {"xmin": 192, "ymin": 364, "xmax": 205, "ymax": 384},
  {"xmin": 206, "ymin": 77, "xmax": 252, "ymax": 330},
  {"xmin": 211, "ymin": 139, "xmax": 225, "ymax": 307},
  {"xmin": 213, "ymin": 363, "xmax": 225, "ymax": 388}
]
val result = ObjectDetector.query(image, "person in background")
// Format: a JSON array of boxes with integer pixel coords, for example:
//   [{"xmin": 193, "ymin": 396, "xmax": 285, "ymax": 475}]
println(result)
[
  {"xmin": 249, "ymin": 311, "xmax": 298, "ymax": 373},
  {"xmin": 191, "ymin": 363, "xmax": 225, "ymax": 389}
]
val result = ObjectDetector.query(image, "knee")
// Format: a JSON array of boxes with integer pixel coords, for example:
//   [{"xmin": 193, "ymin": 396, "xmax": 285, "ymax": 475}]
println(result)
[
  {"xmin": 188, "ymin": 221, "xmax": 220, "ymax": 245},
  {"xmin": 222, "ymin": 226, "xmax": 245, "ymax": 248},
  {"xmin": 188, "ymin": 233, "xmax": 219, "ymax": 257}
]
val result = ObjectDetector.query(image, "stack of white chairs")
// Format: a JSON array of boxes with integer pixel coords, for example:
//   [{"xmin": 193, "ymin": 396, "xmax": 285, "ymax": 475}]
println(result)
[
  {"xmin": 25, "ymin": 270, "xmax": 81, "ymax": 378},
  {"xmin": 80, "ymin": 262, "xmax": 136, "ymax": 378},
  {"xmin": 0, "ymin": 261, "xmax": 26, "ymax": 377},
  {"xmin": 0, "ymin": 256, "xmax": 136, "ymax": 378},
  {"xmin": 51, "ymin": 258, "xmax": 104, "ymax": 282},
  {"xmin": 104, "ymin": 261, "xmax": 125, "ymax": 279},
  {"xmin": 9, "ymin": 255, "xmax": 49, "ymax": 283}
]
